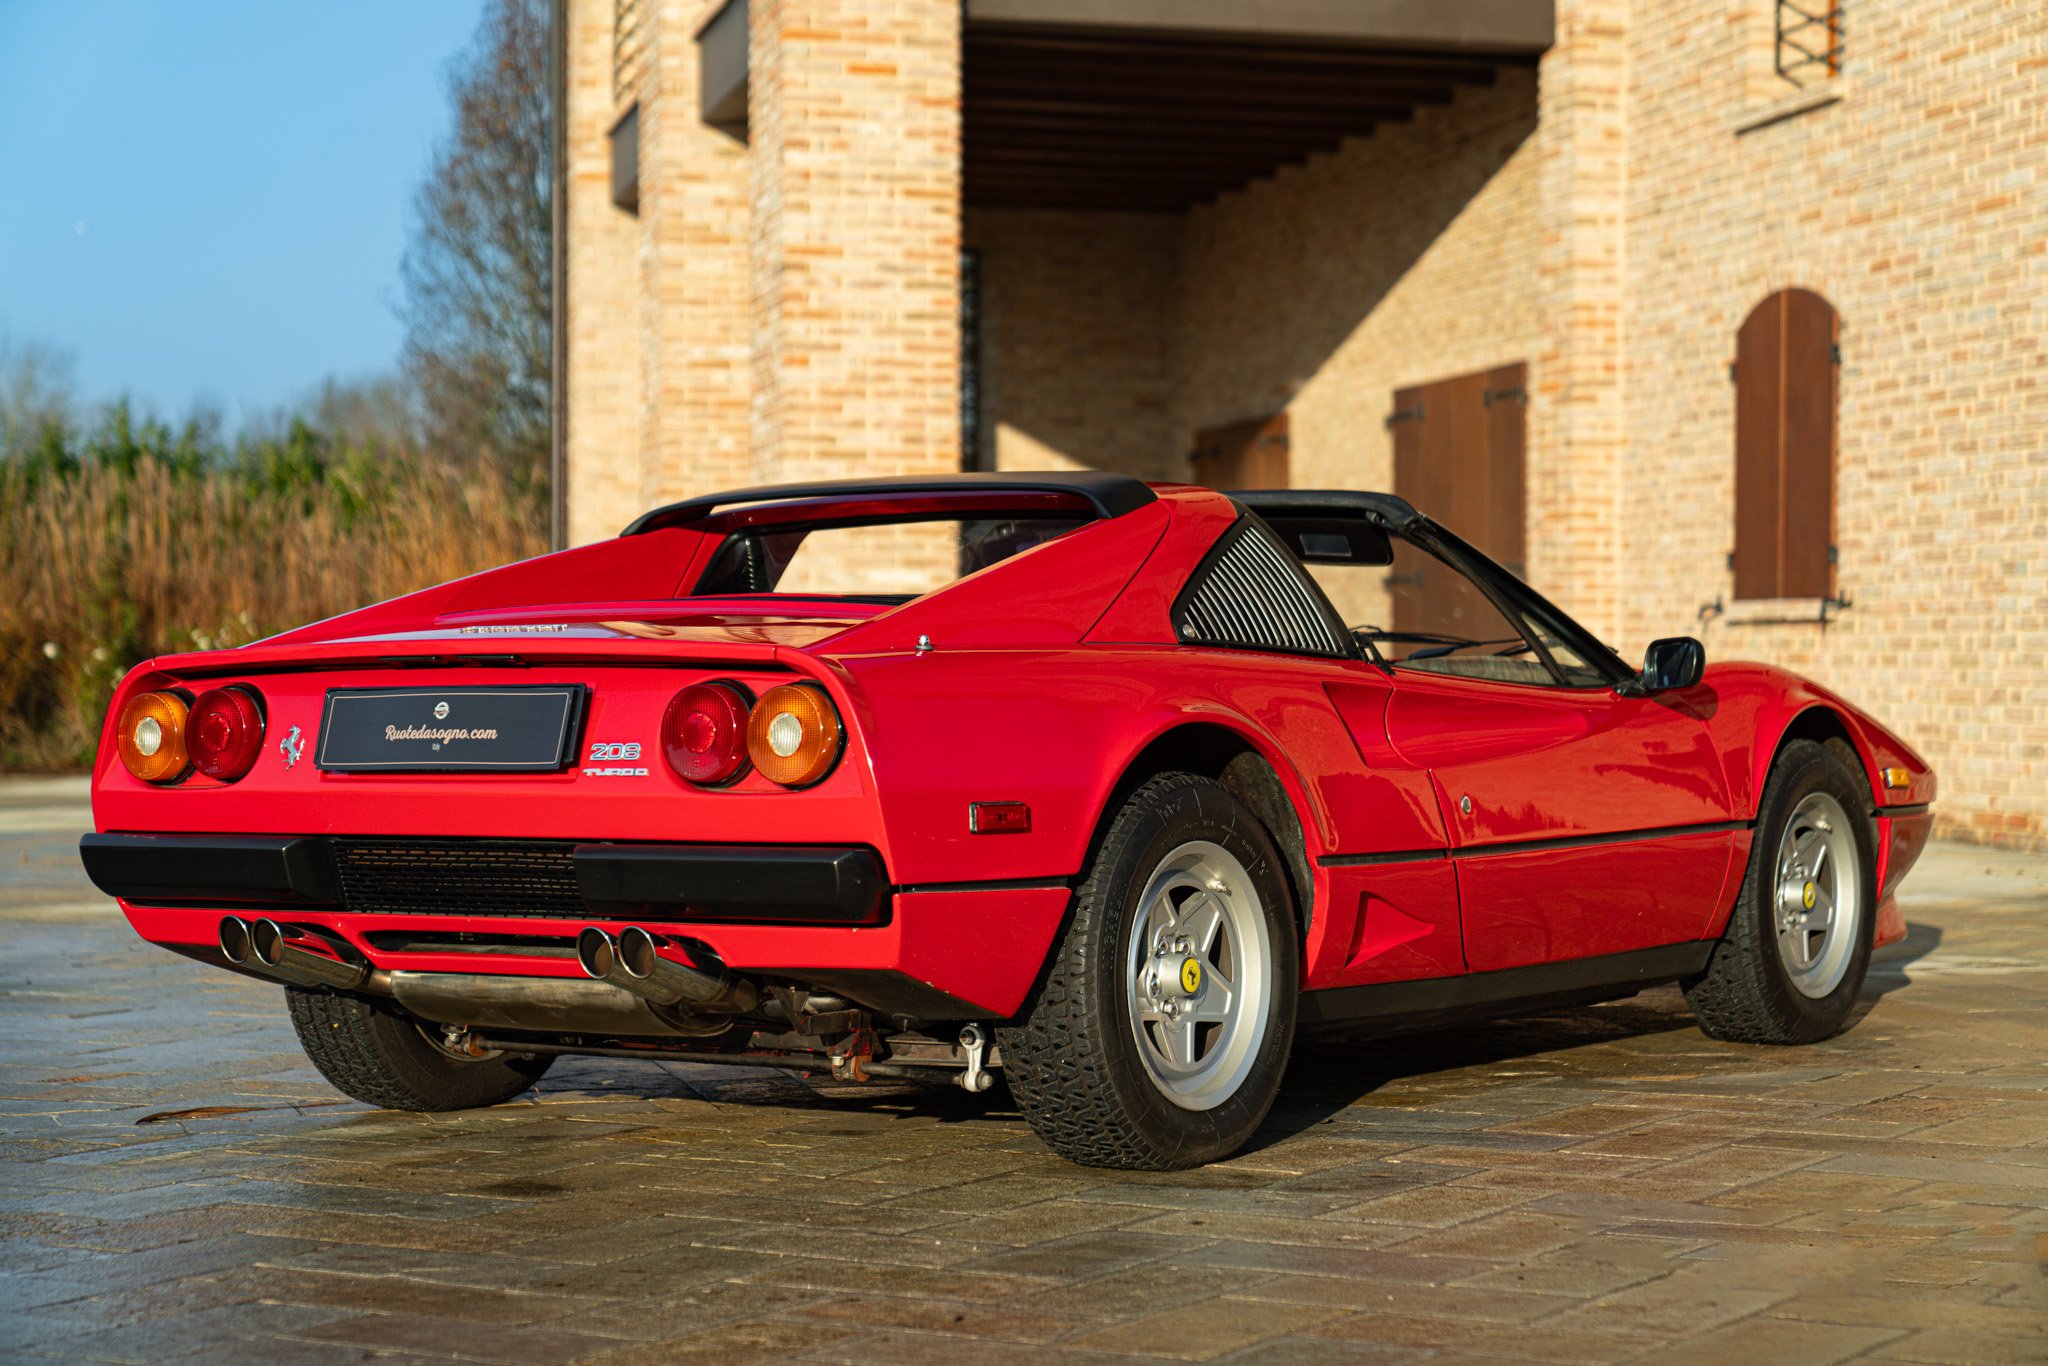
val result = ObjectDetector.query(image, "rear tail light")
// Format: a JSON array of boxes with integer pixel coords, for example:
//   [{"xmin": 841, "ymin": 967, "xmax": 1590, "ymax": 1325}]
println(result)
[
  {"xmin": 662, "ymin": 681, "xmax": 753, "ymax": 786},
  {"xmin": 746, "ymin": 683, "xmax": 844, "ymax": 788},
  {"xmin": 115, "ymin": 691, "xmax": 191, "ymax": 784},
  {"xmin": 187, "ymin": 686, "xmax": 265, "ymax": 782}
]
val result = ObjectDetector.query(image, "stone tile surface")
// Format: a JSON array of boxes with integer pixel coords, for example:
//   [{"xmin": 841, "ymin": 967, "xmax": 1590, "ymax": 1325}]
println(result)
[{"xmin": 3, "ymin": 784, "xmax": 2045, "ymax": 1362}]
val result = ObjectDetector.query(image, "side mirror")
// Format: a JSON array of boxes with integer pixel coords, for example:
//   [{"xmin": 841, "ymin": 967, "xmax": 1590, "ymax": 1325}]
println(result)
[{"xmin": 1630, "ymin": 637, "xmax": 1705, "ymax": 694}]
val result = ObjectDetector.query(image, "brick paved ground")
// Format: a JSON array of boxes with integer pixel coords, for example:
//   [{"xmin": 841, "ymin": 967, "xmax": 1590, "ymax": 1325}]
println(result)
[{"xmin": 3, "ymin": 776, "xmax": 2044, "ymax": 1364}]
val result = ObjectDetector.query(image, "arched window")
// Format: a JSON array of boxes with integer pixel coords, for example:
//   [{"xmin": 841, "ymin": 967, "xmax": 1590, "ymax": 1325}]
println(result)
[{"xmin": 1733, "ymin": 288, "xmax": 1839, "ymax": 600}]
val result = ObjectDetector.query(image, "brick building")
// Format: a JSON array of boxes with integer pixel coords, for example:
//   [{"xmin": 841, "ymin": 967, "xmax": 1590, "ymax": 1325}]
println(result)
[{"xmin": 553, "ymin": 0, "xmax": 2046, "ymax": 849}]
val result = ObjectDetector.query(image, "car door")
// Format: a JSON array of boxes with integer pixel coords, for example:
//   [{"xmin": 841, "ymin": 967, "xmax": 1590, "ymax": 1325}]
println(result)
[
  {"xmin": 1385, "ymin": 673, "xmax": 1736, "ymax": 971},
  {"xmin": 1369, "ymin": 529, "xmax": 1739, "ymax": 973}
]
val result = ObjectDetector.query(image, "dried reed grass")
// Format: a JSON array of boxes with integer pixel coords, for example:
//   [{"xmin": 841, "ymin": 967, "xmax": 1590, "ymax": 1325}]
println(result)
[{"xmin": 0, "ymin": 457, "xmax": 545, "ymax": 769}]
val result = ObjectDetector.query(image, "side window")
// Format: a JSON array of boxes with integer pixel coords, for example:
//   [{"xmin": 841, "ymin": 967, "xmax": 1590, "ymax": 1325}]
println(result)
[
  {"xmin": 1365, "ymin": 539, "xmax": 1554, "ymax": 686},
  {"xmin": 1733, "ymin": 288, "xmax": 1838, "ymax": 600},
  {"xmin": 1299, "ymin": 526, "xmax": 1616, "ymax": 690}
]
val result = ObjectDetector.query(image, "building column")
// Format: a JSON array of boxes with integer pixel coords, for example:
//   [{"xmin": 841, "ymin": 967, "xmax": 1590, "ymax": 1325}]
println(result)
[
  {"xmin": 747, "ymin": 0, "xmax": 963, "ymax": 485},
  {"xmin": 562, "ymin": 0, "xmax": 646, "ymax": 545},
  {"xmin": 1529, "ymin": 0, "xmax": 1629, "ymax": 640},
  {"xmin": 636, "ymin": 0, "xmax": 753, "ymax": 512}
]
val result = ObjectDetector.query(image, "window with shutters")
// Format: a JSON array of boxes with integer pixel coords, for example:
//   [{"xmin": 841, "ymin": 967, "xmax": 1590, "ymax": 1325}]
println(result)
[{"xmin": 1732, "ymin": 288, "xmax": 1839, "ymax": 601}]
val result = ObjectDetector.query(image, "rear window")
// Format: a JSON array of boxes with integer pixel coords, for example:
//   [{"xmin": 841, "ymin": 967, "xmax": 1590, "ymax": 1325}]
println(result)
[{"xmin": 695, "ymin": 515, "xmax": 1088, "ymax": 600}]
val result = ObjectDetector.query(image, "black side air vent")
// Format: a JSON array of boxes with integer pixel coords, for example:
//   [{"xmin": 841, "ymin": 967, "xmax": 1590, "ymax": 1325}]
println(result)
[{"xmin": 1174, "ymin": 516, "xmax": 1353, "ymax": 659}]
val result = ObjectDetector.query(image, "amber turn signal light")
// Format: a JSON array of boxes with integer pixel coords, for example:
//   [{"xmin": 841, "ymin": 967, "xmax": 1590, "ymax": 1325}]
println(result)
[
  {"xmin": 115, "ymin": 691, "xmax": 191, "ymax": 784},
  {"xmin": 746, "ymin": 683, "xmax": 843, "ymax": 788}
]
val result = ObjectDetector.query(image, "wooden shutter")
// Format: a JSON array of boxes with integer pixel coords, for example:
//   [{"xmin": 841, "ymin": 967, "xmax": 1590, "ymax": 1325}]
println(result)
[
  {"xmin": 1388, "ymin": 362, "xmax": 1529, "ymax": 633},
  {"xmin": 1733, "ymin": 289, "xmax": 1838, "ymax": 600},
  {"xmin": 1190, "ymin": 412, "xmax": 1290, "ymax": 491}
]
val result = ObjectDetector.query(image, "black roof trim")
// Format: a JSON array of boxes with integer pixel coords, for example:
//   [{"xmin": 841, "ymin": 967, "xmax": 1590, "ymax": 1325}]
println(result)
[
  {"xmin": 622, "ymin": 471, "xmax": 1158, "ymax": 536},
  {"xmin": 1234, "ymin": 489, "xmax": 1421, "ymax": 530}
]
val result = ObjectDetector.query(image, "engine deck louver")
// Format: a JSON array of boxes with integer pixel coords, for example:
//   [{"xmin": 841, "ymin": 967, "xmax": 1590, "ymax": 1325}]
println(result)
[{"xmin": 1175, "ymin": 518, "xmax": 1350, "ymax": 659}]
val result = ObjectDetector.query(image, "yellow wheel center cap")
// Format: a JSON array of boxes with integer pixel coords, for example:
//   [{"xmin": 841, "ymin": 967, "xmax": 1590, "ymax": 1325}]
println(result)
[
  {"xmin": 1179, "ymin": 957, "xmax": 1203, "ymax": 994},
  {"xmin": 1802, "ymin": 881, "xmax": 1817, "ymax": 909}
]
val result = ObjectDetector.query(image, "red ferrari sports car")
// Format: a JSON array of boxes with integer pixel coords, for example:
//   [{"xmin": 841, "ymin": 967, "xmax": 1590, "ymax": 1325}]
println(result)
[{"xmin": 81, "ymin": 473, "xmax": 1934, "ymax": 1169}]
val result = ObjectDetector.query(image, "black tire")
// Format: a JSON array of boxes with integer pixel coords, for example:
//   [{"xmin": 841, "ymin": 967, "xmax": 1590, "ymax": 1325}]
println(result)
[
  {"xmin": 997, "ymin": 773, "xmax": 1299, "ymax": 1170},
  {"xmin": 286, "ymin": 988, "xmax": 553, "ymax": 1112},
  {"xmin": 1684, "ymin": 738, "xmax": 1877, "ymax": 1044}
]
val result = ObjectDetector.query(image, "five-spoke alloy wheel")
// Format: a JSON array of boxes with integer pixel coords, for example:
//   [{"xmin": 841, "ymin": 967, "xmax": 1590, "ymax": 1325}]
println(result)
[
  {"xmin": 1000, "ymin": 774, "xmax": 1299, "ymax": 1169},
  {"xmin": 1686, "ymin": 738, "xmax": 1877, "ymax": 1044}
]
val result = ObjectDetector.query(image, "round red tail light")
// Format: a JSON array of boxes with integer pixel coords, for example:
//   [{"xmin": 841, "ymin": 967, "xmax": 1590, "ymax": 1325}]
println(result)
[
  {"xmin": 187, "ymin": 687, "xmax": 265, "ymax": 782},
  {"xmin": 662, "ymin": 682, "xmax": 752, "ymax": 786}
]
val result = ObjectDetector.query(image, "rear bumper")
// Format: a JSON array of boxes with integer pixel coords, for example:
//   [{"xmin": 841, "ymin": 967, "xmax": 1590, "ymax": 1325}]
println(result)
[
  {"xmin": 84, "ymin": 832, "xmax": 1071, "ymax": 1019},
  {"xmin": 81, "ymin": 832, "xmax": 886, "ymax": 926}
]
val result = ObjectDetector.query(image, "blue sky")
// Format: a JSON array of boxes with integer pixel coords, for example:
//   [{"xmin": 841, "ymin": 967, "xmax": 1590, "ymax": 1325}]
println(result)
[{"xmin": 0, "ymin": 0, "xmax": 487, "ymax": 427}]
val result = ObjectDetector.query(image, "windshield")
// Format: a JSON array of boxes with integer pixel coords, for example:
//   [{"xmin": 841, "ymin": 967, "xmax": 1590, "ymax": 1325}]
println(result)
[{"xmin": 694, "ymin": 514, "xmax": 1089, "ymax": 600}]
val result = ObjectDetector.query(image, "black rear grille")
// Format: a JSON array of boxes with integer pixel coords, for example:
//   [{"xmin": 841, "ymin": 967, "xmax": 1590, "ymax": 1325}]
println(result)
[{"xmin": 332, "ymin": 839, "xmax": 584, "ymax": 919}]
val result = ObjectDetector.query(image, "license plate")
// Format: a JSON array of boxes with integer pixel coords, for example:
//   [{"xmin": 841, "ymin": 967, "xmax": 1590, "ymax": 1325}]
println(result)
[{"xmin": 315, "ymin": 686, "xmax": 587, "ymax": 773}]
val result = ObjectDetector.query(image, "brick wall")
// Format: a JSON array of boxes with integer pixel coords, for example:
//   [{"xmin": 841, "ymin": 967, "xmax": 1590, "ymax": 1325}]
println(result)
[
  {"xmin": 1618, "ymin": 0, "xmax": 2048, "ymax": 847},
  {"xmin": 747, "ymin": 0, "xmax": 962, "ymax": 489},
  {"xmin": 562, "ymin": 0, "xmax": 644, "ymax": 545},
  {"xmin": 1171, "ymin": 71, "xmax": 1545, "ymax": 522},
  {"xmin": 966, "ymin": 209, "xmax": 1180, "ymax": 479},
  {"xmin": 637, "ymin": 0, "xmax": 751, "ymax": 514}
]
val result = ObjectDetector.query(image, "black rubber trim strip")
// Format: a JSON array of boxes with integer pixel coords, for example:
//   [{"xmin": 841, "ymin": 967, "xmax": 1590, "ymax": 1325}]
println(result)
[
  {"xmin": 80, "ymin": 832, "xmax": 342, "ymax": 905},
  {"xmin": 1317, "ymin": 819, "xmax": 1750, "ymax": 869},
  {"xmin": 1878, "ymin": 803, "xmax": 1931, "ymax": 818},
  {"xmin": 897, "ymin": 875, "xmax": 1071, "ymax": 895},
  {"xmin": 1452, "ymin": 819, "xmax": 1751, "ymax": 859},
  {"xmin": 1319, "ymin": 848, "xmax": 1446, "ymax": 868},
  {"xmin": 622, "ymin": 471, "xmax": 1156, "ymax": 535},
  {"xmin": 573, "ymin": 843, "xmax": 886, "ymax": 925},
  {"xmin": 1299, "ymin": 941, "xmax": 1715, "ymax": 1030}
]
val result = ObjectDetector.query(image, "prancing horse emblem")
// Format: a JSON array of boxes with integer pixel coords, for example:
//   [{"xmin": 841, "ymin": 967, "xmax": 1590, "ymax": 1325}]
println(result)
[{"xmin": 279, "ymin": 725, "xmax": 304, "ymax": 770}]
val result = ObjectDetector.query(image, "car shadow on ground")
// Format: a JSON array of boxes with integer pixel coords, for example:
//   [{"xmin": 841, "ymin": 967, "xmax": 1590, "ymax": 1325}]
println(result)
[
  {"xmin": 1864, "ymin": 919, "xmax": 1943, "ymax": 998},
  {"xmin": 513, "ymin": 926, "xmax": 1947, "ymax": 1163}
]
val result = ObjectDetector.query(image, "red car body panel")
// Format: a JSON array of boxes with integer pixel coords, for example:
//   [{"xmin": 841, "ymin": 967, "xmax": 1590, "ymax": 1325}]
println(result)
[{"xmin": 89, "ymin": 480, "xmax": 1935, "ymax": 1023}]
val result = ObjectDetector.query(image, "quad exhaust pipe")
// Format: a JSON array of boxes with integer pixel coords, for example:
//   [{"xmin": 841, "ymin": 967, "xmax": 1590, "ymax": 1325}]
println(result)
[
  {"xmin": 218, "ymin": 916, "xmax": 377, "ymax": 992},
  {"xmin": 577, "ymin": 926, "xmax": 757, "ymax": 1013}
]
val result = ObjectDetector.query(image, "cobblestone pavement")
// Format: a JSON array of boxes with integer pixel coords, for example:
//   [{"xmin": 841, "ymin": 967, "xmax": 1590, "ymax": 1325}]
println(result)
[{"xmin": 3, "ymin": 776, "xmax": 2045, "ymax": 1365}]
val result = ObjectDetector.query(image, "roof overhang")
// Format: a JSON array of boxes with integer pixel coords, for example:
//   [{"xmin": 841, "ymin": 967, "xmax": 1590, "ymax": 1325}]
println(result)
[
  {"xmin": 703, "ymin": 2, "xmax": 1552, "ymax": 209},
  {"xmin": 964, "ymin": 0, "xmax": 1554, "ymax": 56},
  {"xmin": 965, "ymin": 1, "xmax": 1550, "ymax": 212}
]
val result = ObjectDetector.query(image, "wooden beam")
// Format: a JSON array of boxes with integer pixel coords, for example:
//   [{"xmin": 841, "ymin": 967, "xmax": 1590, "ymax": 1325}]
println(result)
[
  {"xmin": 965, "ymin": 93, "xmax": 1415, "ymax": 125},
  {"xmin": 966, "ymin": 48, "xmax": 1485, "ymax": 96},
  {"xmin": 965, "ymin": 70, "xmax": 1449, "ymax": 112},
  {"xmin": 964, "ymin": 27, "xmax": 1522, "ymax": 78}
]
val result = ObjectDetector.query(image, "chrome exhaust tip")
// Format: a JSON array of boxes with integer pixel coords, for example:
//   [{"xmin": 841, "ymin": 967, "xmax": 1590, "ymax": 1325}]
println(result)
[
  {"xmin": 218, "ymin": 915, "xmax": 253, "ymax": 965},
  {"xmin": 238, "ymin": 918, "xmax": 373, "ymax": 992},
  {"xmin": 578, "ymin": 925, "xmax": 756, "ymax": 1012},
  {"xmin": 616, "ymin": 926, "xmax": 731, "ymax": 1006},
  {"xmin": 575, "ymin": 927, "xmax": 619, "ymax": 983}
]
